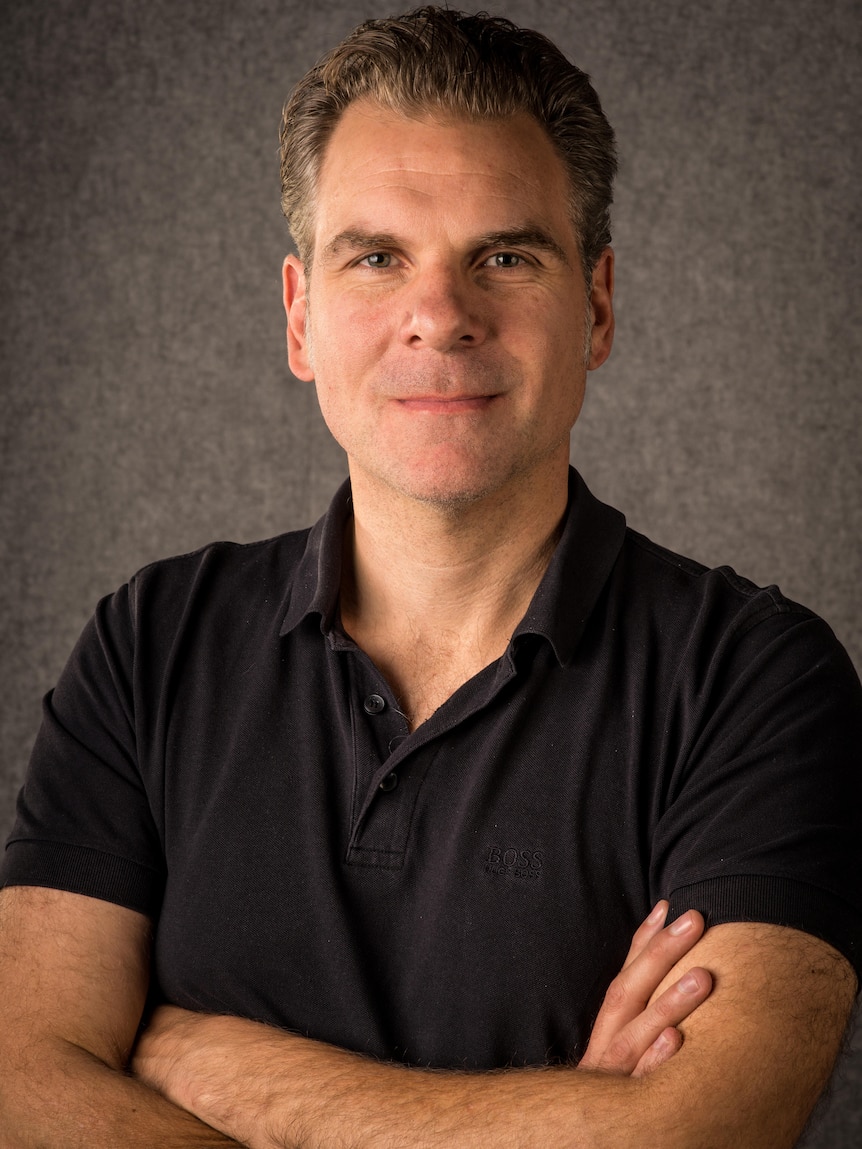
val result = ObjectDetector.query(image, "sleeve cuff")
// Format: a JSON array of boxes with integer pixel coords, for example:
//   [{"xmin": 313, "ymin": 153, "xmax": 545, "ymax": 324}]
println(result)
[
  {"xmin": 0, "ymin": 838, "xmax": 164, "ymax": 918},
  {"xmin": 668, "ymin": 874, "xmax": 862, "ymax": 986}
]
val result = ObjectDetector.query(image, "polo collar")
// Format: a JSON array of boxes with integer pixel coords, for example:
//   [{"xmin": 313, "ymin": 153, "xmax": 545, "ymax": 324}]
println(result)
[
  {"xmin": 279, "ymin": 480, "xmax": 353, "ymax": 638},
  {"xmin": 280, "ymin": 469, "xmax": 627, "ymax": 664},
  {"xmin": 513, "ymin": 468, "xmax": 627, "ymax": 665}
]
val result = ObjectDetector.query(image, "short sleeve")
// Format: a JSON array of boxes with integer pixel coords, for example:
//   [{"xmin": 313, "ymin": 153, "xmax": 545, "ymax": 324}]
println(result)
[
  {"xmin": 658, "ymin": 604, "xmax": 862, "ymax": 980},
  {"xmin": 1, "ymin": 583, "xmax": 165, "ymax": 916}
]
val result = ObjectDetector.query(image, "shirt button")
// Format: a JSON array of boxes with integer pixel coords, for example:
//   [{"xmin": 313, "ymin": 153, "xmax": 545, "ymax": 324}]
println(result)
[
  {"xmin": 379, "ymin": 772, "xmax": 399, "ymax": 792},
  {"xmin": 363, "ymin": 694, "xmax": 386, "ymax": 715}
]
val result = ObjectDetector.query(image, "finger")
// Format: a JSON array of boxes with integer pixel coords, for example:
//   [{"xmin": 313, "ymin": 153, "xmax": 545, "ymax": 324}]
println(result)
[
  {"xmin": 581, "ymin": 910, "xmax": 706, "ymax": 1069},
  {"xmin": 599, "ymin": 910, "xmax": 705, "ymax": 1031},
  {"xmin": 596, "ymin": 966, "xmax": 713, "ymax": 1077},
  {"xmin": 620, "ymin": 969, "xmax": 717, "ymax": 1075},
  {"xmin": 621, "ymin": 900, "xmax": 670, "ymax": 971},
  {"xmin": 631, "ymin": 1026, "xmax": 682, "ymax": 1077}
]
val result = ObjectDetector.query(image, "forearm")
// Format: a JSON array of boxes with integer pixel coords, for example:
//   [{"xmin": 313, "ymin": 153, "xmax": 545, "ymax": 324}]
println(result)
[
  {"xmin": 0, "ymin": 1036, "xmax": 239, "ymax": 1148},
  {"xmin": 136, "ymin": 1014, "xmax": 652, "ymax": 1149},
  {"xmin": 258, "ymin": 1035, "xmax": 650, "ymax": 1149}
]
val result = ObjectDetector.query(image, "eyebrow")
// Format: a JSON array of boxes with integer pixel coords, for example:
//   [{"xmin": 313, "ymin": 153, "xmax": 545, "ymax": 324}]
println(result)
[{"xmin": 319, "ymin": 226, "xmax": 572, "ymax": 267}]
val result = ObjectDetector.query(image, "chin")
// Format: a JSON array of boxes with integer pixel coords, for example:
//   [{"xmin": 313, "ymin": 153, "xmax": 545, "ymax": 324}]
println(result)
[
  {"xmin": 409, "ymin": 485, "xmax": 492, "ymax": 511},
  {"xmin": 387, "ymin": 457, "xmax": 525, "ymax": 511}
]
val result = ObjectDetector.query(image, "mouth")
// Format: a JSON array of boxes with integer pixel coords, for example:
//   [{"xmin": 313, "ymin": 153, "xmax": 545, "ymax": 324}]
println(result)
[{"xmin": 395, "ymin": 394, "xmax": 500, "ymax": 413}]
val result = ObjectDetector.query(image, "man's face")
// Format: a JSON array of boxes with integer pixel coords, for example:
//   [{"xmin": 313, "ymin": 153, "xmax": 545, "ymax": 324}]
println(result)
[{"xmin": 283, "ymin": 99, "xmax": 614, "ymax": 510}]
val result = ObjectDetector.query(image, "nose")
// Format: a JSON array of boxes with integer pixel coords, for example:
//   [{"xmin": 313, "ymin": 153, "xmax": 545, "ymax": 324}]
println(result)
[{"xmin": 401, "ymin": 267, "xmax": 487, "ymax": 352}]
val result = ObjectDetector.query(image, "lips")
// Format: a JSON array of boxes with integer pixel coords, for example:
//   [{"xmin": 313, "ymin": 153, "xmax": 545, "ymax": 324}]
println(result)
[{"xmin": 395, "ymin": 394, "xmax": 499, "ymax": 413}]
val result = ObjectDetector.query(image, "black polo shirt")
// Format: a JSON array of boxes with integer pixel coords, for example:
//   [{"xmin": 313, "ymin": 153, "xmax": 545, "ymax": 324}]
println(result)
[{"xmin": 3, "ymin": 470, "xmax": 861, "ymax": 1068}]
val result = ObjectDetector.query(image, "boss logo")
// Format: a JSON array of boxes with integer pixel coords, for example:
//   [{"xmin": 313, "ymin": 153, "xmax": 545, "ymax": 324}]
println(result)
[{"xmin": 485, "ymin": 846, "xmax": 544, "ymax": 879}]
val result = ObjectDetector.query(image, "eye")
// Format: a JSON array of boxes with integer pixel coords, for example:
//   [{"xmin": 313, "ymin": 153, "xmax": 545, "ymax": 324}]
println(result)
[
  {"xmin": 484, "ymin": 252, "xmax": 525, "ymax": 269},
  {"xmin": 359, "ymin": 252, "xmax": 393, "ymax": 268}
]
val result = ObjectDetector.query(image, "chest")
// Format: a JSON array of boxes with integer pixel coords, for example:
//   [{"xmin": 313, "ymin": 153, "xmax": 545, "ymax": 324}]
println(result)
[{"xmin": 144, "ymin": 629, "xmax": 671, "ymax": 1068}]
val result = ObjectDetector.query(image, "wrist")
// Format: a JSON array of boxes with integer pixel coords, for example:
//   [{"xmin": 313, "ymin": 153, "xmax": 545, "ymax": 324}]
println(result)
[
  {"xmin": 174, "ymin": 1014, "xmax": 288, "ymax": 1148},
  {"xmin": 132, "ymin": 1006, "xmax": 204, "ymax": 1110}
]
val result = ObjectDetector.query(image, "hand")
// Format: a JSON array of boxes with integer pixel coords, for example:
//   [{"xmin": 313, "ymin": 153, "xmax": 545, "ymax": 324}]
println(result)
[{"xmin": 579, "ymin": 901, "xmax": 712, "ymax": 1078}]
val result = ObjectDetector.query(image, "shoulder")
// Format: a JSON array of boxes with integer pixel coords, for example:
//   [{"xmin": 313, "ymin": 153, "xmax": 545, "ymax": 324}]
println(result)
[
  {"xmin": 125, "ymin": 528, "xmax": 310, "ymax": 616},
  {"xmin": 597, "ymin": 526, "xmax": 862, "ymax": 732},
  {"xmin": 130, "ymin": 528, "xmax": 312, "ymax": 595},
  {"xmin": 80, "ymin": 528, "xmax": 315, "ymax": 665},
  {"xmin": 564, "ymin": 473, "xmax": 840, "ymax": 670},
  {"xmin": 615, "ymin": 527, "xmax": 830, "ymax": 647}
]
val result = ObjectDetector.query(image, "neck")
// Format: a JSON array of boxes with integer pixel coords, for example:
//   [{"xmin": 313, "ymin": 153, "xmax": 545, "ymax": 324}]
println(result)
[{"xmin": 338, "ymin": 458, "xmax": 570, "ymax": 725}]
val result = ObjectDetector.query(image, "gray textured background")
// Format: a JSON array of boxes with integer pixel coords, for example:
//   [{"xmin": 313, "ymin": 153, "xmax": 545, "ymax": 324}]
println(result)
[{"xmin": 1, "ymin": 1, "xmax": 860, "ymax": 1141}]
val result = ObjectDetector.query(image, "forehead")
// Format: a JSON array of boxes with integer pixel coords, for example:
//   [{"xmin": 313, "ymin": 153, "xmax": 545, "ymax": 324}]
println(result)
[{"xmin": 312, "ymin": 99, "xmax": 575, "ymax": 250}]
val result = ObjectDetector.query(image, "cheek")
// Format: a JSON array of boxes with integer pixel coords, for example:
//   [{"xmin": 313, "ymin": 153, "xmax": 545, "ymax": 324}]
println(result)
[
  {"xmin": 316, "ymin": 288, "xmax": 393, "ymax": 345},
  {"xmin": 311, "ymin": 354, "xmax": 378, "ymax": 455},
  {"xmin": 313, "ymin": 368, "xmax": 348, "ymax": 418},
  {"xmin": 313, "ymin": 377, "xmax": 354, "ymax": 454},
  {"xmin": 310, "ymin": 301, "xmax": 395, "ymax": 400}
]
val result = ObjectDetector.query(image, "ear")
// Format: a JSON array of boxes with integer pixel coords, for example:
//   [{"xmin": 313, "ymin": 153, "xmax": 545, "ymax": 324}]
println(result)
[
  {"xmin": 283, "ymin": 255, "xmax": 314, "ymax": 381},
  {"xmin": 587, "ymin": 247, "xmax": 615, "ymax": 371}
]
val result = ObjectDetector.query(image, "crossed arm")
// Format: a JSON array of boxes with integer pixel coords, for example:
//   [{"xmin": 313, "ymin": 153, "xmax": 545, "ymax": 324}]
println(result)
[{"xmin": 0, "ymin": 885, "xmax": 855, "ymax": 1148}]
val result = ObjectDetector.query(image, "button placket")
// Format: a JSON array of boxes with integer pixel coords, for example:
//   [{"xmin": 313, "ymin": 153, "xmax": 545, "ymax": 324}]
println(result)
[
  {"xmin": 363, "ymin": 693, "xmax": 400, "ymax": 792},
  {"xmin": 346, "ymin": 743, "xmax": 439, "ymax": 868}
]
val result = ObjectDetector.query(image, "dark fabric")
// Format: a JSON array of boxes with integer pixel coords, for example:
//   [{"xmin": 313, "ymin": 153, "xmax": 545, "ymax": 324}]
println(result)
[{"xmin": 3, "ymin": 469, "xmax": 861, "ymax": 1069}]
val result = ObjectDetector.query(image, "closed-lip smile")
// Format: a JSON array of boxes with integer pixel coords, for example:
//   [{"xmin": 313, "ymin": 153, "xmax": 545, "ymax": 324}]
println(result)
[{"xmin": 395, "ymin": 394, "xmax": 499, "ymax": 413}]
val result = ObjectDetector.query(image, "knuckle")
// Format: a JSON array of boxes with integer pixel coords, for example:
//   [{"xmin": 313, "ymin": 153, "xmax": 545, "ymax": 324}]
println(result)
[
  {"xmin": 649, "ymin": 991, "xmax": 678, "ymax": 1024},
  {"xmin": 601, "ymin": 974, "xmax": 629, "ymax": 1014},
  {"xmin": 629, "ymin": 919, "xmax": 652, "ymax": 949},
  {"xmin": 635, "ymin": 1030, "xmax": 680, "ymax": 1078},
  {"xmin": 601, "ymin": 1030, "xmax": 639, "ymax": 1070}
]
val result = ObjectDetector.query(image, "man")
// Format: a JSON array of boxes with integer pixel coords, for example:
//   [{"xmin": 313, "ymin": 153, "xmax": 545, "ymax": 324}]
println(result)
[{"xmin": 1, "ymin": 7, "xmax": 860, "ymax": 1146}]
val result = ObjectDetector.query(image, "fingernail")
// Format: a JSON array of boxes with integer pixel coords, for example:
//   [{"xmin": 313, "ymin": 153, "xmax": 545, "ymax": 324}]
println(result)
[
  {"xmin": 669, "ymin": 913, "xmax": 693, "ymax": 935},
  {"xmin": 648, "ymin": 901, "xmax": 667, "ymax": 924},
  {"xmin": 679, "ymin": 971, "xmax": 700, "ymax": 994}
]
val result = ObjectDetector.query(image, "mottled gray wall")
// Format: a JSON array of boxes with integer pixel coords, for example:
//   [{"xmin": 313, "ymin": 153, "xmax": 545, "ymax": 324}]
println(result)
[{"xmin": 1, "ymin": 1, "xmax": 859, "ymax": 1142}]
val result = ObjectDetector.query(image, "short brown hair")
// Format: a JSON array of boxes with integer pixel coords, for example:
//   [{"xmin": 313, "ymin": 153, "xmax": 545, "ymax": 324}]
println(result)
[{"xmin": 279, "ymin": 6, "xmax": 616, "ymax": 282}]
